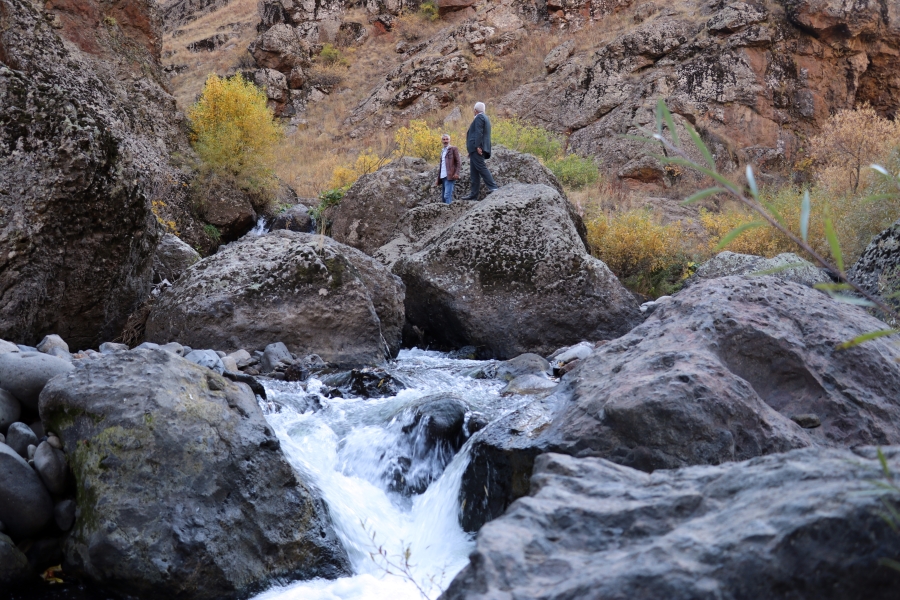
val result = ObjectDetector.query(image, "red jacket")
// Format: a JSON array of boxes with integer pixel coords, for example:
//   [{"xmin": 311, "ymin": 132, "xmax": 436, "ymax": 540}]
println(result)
[{"xmin": 436, "ymin": 145, "xmax": 461, "ymax": 184}]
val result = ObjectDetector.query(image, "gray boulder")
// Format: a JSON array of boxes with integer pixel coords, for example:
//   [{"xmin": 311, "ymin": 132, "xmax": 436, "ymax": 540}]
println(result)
[
  {"xmin": 0, "ymin": 442, "xmax": 53, "ymax": 539},
  {"xmin": 444, "ymin": 447, "xmax": 900, "ymax": 600},
  {"xmin": 0, "ymin": 351, "xmax": 74, "ymax": 410},
  {"xmin": 270, "ymin": 204, "xmax": 313, "ymax": 233},
  {"xmin": 261, "ymin": 342, "xmax": 293, "ymax": 373},
  {"xmin": 394, "ymin": 184, "xmax": 641, "ymax": 358},
  {"xmin": 33, "ymin": 441, "xmax": 67, "ymax": 496},
  {"xmin": 373, "ymin": 201, "xmax": 473, "ymax": 269},
  {"xmin": 152, "ymin": 233, "xmax": 201, "ymax": 284},
  {"xmin": 496, "ymin": 353, "xmax": 551, "ymax": 382},
  {"xmin": 40, "ymin": 348, "xmax": 350, "ymax": 599},
  {"xmin": 36, "ymin": 334, "xmax": 69, "ymax": 355},
  {"xmin": 5, "ymin": 422, "xmax": 38, "ymax": 458},
  {"xmin": 0, "ymin": 532, "xmax": 30, "ymax": 584},
  {"xmin": 684, "ymin": 251, "xmax": 831, "ymax": 288},
  {"xmin": 184, "ymin": 349, "xmax": 226, "ymax": 374},
  {"xmin": 0, "ymin": 389, "xmax": 20, "ymax": 434},
  {"xmin": 459, "ymin": 275, "xmax": 900, "ymax": 531},
  {"xmin": 145, "ymin": 231, "xmax": 405, "ymax": 367},
  {"xmin": 848, "ymin": 218, "xmax": 900, "ymax": 312}
]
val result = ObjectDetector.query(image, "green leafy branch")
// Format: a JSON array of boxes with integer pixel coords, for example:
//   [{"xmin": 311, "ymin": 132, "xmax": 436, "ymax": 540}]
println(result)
[{"xmin": 629, "ymin": 99, "xmax": 900, "ymax": 348}]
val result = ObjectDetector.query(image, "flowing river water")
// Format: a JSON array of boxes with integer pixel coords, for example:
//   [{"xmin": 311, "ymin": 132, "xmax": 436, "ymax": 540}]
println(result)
[{"xmin": 251, "ymin": 349, "xmax": 531, "ymax": 600}]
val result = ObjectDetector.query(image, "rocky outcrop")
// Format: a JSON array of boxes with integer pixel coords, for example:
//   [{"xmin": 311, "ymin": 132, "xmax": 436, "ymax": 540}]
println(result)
[
  {"xmin": 684, "ymin": 251, "xmax": 831, "ymax": 288},
  {"xmin": 145, "ymin": 231, "xmax": 405, "ymax": 366},
  {"xmin": 270, "ymin": 204, "xmax": 313, "ymax": 233},
  {"xmin": 39, "ymin": 348, "xmax": 350, "ymax": 599},
  {"xmin": 331, "ymin": 148, "xmax": 565, "ymax": 257},
  {"xmin": 394, "ymin": 183, "xmax": 640, "ymax": 358},
  {"xmin": 501, "ymin": 0, "xmax": 900, "ymax": 185},
  {"xmin": 459, "ymin": 275, "xmax": 900, "ymax": 530},
  {"xmin": 152, "ymin": 234, "xmax": 201, "ymax": 284},
  {"xmin": 848, "ymin": 218, "xmax": 900, "ymax": 313},
  {"xmin": 445, "ymin": 447, "xmax": 900, "ymax": 600}
]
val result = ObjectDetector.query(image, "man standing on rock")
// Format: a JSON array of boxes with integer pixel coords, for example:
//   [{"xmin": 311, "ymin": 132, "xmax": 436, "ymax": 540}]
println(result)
[
  {"xmin": 461, "ymin": 102, "xmax": 499, "ymax": 200},
  {"xmin": 436, "ymin": 133, "xmax": 461, "ymax": 204}
]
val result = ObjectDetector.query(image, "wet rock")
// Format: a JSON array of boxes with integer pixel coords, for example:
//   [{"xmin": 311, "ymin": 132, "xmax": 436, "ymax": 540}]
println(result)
[
  {"xmin": 261, "ymin": 342, "xmax": 293, "ymax": 373},
  {"xmin": 54, "ymin": 500, "xmax": 76, "ymax": 532},
  {"xmin": 152, "ymin": 233, "xmax": 201, "ymax": 284},
  {"xmin": 549, "ymin": 341, "xmax": 594, "ymax": 365},
  {"xmin": 271, "ymin": 204, "xmax": 312, "ymax": 233},
  {"xmin": 40, "ymin": 348, "xmax": 350, "ymax": 598},
  {"xmin": 145, "ymin": 231, "xmax": 405, "ymax": 367},
  {"xmin": 444, "ymin": 448, "xmax": 900, "ymax": 600},
  {"xmin": 458, "ymin": 276, "xmax": 900, "ymax": 531},
  {"xmin": 408, "ymin": 395, "xmax": 468, "ymax": 448},
  {"xmin": 684, "ymin": 251, "xmax": 831, "ymax": 288},
  {"xmin": 321, "ymin": 368, "xmax": 406, "ymax": 399},
  {"xmin": 0, "ymin": 352, "xmax": 74, "ymax": 410},
  {"xmin": 0, "ymin": 442, "xmax": 53, "ymax": 539},
  {"xmin": 0, "ymin": 389, "xmax": 21, "ymax": 434},
  {"xmin": 34, "ymin": 441, "xmax": 68, "ymax": 496},
  {"xmin": 496, "ymin": 353, "xmax": 551, "ymax": 382},
  {"xmin": 500, "ymin": 374, "xmax": 557, "ymax": 396},
  {"xmin": 0, "ymin": 532, "xmax": 31, "ymax": 584},
  {"xmin": 6, "ymin": 423, "xmax": 38, "ymax": 458},
  {"xmin": 395, "ymin": 184, "xmax": 640, "ymax": 358}
]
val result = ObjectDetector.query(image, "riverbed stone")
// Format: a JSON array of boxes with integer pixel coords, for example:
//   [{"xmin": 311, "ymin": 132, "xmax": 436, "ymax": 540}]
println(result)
[
  {"xmin": 0, "ymin": 389, "xmax": 21, "ymax": 434},
  {"xmin": 40, "ymin": 348, "xmax": 350, "ymax": 599},
  {"xmin": 184, "ymin": 349, "xmax": 226, "ymax": 374},
  {"xmin": 444, "ymin": 447, "xmax": 900, "ymax": 600},
  {"xmin": 500, "ymin": 374, "xmax": 558, "ymax": 396},
  {"xmin": 36, "ymin": 335, "xmax": 69, "ymax": 356},
  {"xmin": 0, "ymin": 532, "xmax": 31, "ymax": 584},
  {"xmin": 0, "ymin": 352, "xmax": 74, "ymax": 410},
  {"xmin": 33, "ymin": 441, "xmax": 67, "ymax": 495},
  {"xmin": 261, "ymin": 342, "xmax": 292, "ymax": 373},
  {"xmin": 0, "ymin": 442, "xmax": 53, "ymax": 539},
  {"xmin": 6, "ymin": 422, "xmax": 37, "ymax": 458},
  {"xmin": 495, "ymin": 353, "xmax": 551, "ymax": 382},
  {"xmin": 145, "ymin": 231, "xmax": 405, "ymax": 367},
  {"xmin": 99, "ymin": 342, "xmax": 129, "ymax": 354}
]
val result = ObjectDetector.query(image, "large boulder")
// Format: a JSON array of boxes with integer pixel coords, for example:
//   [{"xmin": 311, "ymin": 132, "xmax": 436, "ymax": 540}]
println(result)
[
  {"xmin": 444, "ymin": 447, "xmax": 900, "ymax": 600},
  {"xmin": 459, "ymin": 275, "xmax": 900, "ymax": 530},
  {"xmin": 685, "ymin": 251, "xmax": 831, "ymax": 288},
  {"xmin": 145, "ymin": 231, "xmax": 405, "ymax": 366},
  {"xmin": 248, "ymin": 23, "xmax": 312, "ymax": 72},
  {"xmin": 0, "ymin": 442, "xmax": 53, "ymax": 539},
  {"xmin": 449, "ymin": 145, "xmax": 565, "ymax": 202},
  {"xmin": 0, "ymin": 0, "xmax": 203, "ymax": 348},
  {"xmin": 848, "ymin": 218, "xmax": 900, "ymax": 313},
  {"xmin": 152, "ymin": 233, "xmax": 200, "ymax": 284},
  {"xmin": 0, "ymin": 352, "xmax": 74, "ymax": 411},
  {"xmin": 39, "ymin": 348, "xmax": 350, "ymax": 599},
  {"xmin": 394, "ymin": 183, "xmax": 640, "ymax": 358}
]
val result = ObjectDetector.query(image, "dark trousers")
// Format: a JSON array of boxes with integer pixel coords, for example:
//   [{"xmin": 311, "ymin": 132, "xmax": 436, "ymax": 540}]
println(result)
[{"xmin": 468, "ymin": 152, "xmax": 497, "ymax": 198}]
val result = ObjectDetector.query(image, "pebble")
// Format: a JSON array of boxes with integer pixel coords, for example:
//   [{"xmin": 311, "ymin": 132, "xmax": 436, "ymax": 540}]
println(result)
[
  {"xmin": 48, "ymin": 435, "xmax": 62, "ymax": 449},
  {"xmin": 34, "ymin": 441, "xmax": 67, "ymax": 495},
  {"xmin": 27, "ymin": 444, "xmax": 36, "ymax": 460}
]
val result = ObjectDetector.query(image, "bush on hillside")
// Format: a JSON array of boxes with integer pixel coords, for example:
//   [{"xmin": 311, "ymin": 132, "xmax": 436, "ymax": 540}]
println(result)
[
  {"xmin": 419, "ymin": 0, "xmax": 439, "ymax": 21},
  {"xmin": 318, "ymin": 43, "xmax": 347, "ymax": 67},
  {"xmin": 547, "ymin": 154, "xmax": 599, "ymax": 189},
  {"xmin": 329, "ymin": 151, "xmax": 391, "ymax": 190},
  {"xmin": 394, "ymin": 120, "xmax": 442, "ymax": 162},
  {"xmin": 492, "ymin": 118, "xmax": 562, "ymax": 162},
  {"xmin": 189, "ymin": 74, "xmax": 282, "ymax": 208}
]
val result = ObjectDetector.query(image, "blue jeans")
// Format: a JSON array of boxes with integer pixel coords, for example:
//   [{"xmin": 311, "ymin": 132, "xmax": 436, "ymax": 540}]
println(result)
[
  {"xmin": 468, "ymin": 151, "xmax": 497, "ymax": 198},
  {"xmin": 440, "ymin": 178, "xmax": 455, "ymax": 204}
]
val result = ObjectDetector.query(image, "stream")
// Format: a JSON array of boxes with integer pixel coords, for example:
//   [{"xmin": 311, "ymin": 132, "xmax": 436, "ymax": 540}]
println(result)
[{"xmin": 251, "ymin": 349, "xmax": 530, "ymax": 600}]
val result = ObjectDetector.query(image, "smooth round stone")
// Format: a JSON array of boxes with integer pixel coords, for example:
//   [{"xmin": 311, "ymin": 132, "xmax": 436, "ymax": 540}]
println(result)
[
  {"xmin": 0, "ymin": 389, "xmax": 20, "ymax": 434},
  {"xmin": 26, "ymin": 444, "xmax": 36, "ymax": 461},
  {"xmin": 36, "ymin": 334, "xmax": 69, "ymax": 355},
  {"xmin": 99, "ymin": 342, "xmax": 129, "ymax": 354},
  {"xmin": 47, "ymin": 435, "xmax": 62, "ymax": 449},
  {"xmin": 500, "ymin": 374, "xmax": 558, "ymax": 396},
  {"xmin": 0, "ymin": 443, "xmax": 53, "ymax": 538},
  {"xmin": 34, "ymin": 441, "xmax": 67, "ymax": 495},
  {"xmin": 160, "ymin": 342, "xmax": 184, "ymax": 356},
  {"xmin": 6, "ymin": 422, "xmax": 37, "ymax": 458},
  {"xmin": 54, "ymin": 499, "xmax": 76, "ymax": 532},
  {"xmin": 0, "ymin": 352, "xmax": 74, "ymax": 410},
  {"xmin": 184, "ymin": 350, "xmax": 225, "ymax": 374}
]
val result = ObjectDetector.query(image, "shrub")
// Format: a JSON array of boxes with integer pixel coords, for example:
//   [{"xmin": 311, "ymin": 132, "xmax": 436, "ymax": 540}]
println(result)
[
  {"xmin": 394, "ymin": 120, "xmax": 442, "ymax": 161},
  {"xmin": 318, "ymin": 43, "xmax": 347, "ymax": 67},
  {"xmin": 492, "ymin": 118, "xmax": 561, "ymax": 162},
  {"xmin": 586, "ymin": 209, "xmax": 692, "ymax": 297},
  {"xmin": 329, "ymin": 150, "xmax": 390, "ymax": 190},
  {"xmin": 188, "ymin": 74, "xmax": 282, "ymax": 205},
  {"xmin": 203, "ymin": 224, "xmax": 222, "ymax": 244},
  {"xmin": 419, "ymin": 0, "xmax": 439, "ymax": 21},
  {"xmin": 809, "ymin": 103, "xmax": 900, "ymax": 194},
  {"xmin": 547, "ymin": 154, "xmax": 599, "ymax": 189},
  {"xmin": 471, "ymin": 56, "xmax": 503, "ymax": 79}
]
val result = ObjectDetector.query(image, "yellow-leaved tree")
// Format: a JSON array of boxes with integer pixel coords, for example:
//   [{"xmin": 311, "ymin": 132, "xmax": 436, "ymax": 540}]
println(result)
[{"xmin": 189, "ymin": 74, "xmax": 283, "ymax": 202}]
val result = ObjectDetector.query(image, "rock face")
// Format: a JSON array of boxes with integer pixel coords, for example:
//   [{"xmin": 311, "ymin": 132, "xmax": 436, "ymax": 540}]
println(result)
[
  {"xmin": 500, "ymin": 0, "xmax": 900, "ymax": 185},
  {"xmin": 444, "ymin": 447, "xmax": 900, "ymax": 600},
  {"xmin": 40, "ymin": 348, "xmax": 350, "ymax": 599},
  {"xmin": 848, "ymin": 218, "xmax": 900, "ymax": 312},
  {"xmin": 145, "ymin": 231, "xmax": 405, "ymax": 366},
  {"xmin": 459, "ymin": 275, "xmax": 900, "ymax": 530},
  {"xmin": 0, "ymin": 0, "xmax": 204, "ymax": 347},
  {"xmin": 152, "ymin": 233, "xmax": 201, "ymax": 283},
  {"xmin": 685, "ymin": 251, "xmax": 831, "ymax": 288},
  {"xmin": 395, "ymin": 183, "xmax": 640, "ymax": 358}
]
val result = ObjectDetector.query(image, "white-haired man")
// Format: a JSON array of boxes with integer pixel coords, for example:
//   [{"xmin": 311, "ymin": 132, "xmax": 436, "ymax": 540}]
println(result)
[{"xmin": 461, "ymin": 102, "xmax": 499, "ymax": 200}]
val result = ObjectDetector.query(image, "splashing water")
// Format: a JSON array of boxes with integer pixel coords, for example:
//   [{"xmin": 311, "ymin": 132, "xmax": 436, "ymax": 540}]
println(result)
[
  {"xmin": 249, "ymin": 217, "xmax": 269, "ymax": 236},
  {"xmin": 252, "ymin": 349, "xmax": 528, "ymax": 600}
]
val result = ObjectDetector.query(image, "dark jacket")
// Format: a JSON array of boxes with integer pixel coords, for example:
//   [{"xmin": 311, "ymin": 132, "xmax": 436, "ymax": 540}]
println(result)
[
  {"xmin": 466, "ymin": 112, "xmax": 492, "ymax": 157},
  {"xmin": 436, "ymin": 145, "xmax": 461, "ymax": 184}
]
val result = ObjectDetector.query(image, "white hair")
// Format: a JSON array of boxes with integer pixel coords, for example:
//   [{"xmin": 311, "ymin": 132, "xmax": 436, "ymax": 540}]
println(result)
[{"xmin": 473, "ymin": 102, "xmax": 486, "ymax": 113}]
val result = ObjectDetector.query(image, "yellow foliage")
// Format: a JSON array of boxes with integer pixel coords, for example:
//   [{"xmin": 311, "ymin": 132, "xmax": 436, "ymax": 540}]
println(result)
[
  {"xmin": 471, "ymin": 56, "xmax": 503, "ymax": 78},
  {"xmin": 328, "ymin": 150, "xmax": 390, "ymax": 190},
  {"xmin": 394, "ymin": 120, "xmax": 442, "ymax": 162},
  {"xmin": 151, "ymin": 200, "xmax": 180, "ymax": 236},
  {"xmin": 699, "ymin": 208, "xmax": 791, "ymax": 257},
  {"xmin": 586, "ymin": 210, "xmax": 686, "ymax": 281},
  {"xmin": 809, "ymin": 103, "xmax": 900, "ymax": 194},
  {"xmin": 188, "ymin": 74, "xmax": 283, "ymax": 196}
]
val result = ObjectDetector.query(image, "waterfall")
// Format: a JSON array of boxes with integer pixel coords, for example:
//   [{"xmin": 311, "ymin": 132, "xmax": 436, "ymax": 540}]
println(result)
[{"xmin": 252, "ymin": 349, "xmax": 530, "ymax": 600}]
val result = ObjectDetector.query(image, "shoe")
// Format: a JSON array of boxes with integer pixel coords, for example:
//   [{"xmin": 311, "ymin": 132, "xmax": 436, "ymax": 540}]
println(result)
[
  {"xmin": 485, "ymin": 187, "xmax": 499, "ymax": 194},
  {"xmin": 460, "ymin": 196, "xmax": 478, "ymax": 201}
]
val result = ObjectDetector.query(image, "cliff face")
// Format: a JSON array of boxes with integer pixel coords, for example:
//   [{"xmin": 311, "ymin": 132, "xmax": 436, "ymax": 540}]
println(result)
[{"xmin": 0, "ymin": 0, "xmax": 194, "ymax": 348}]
